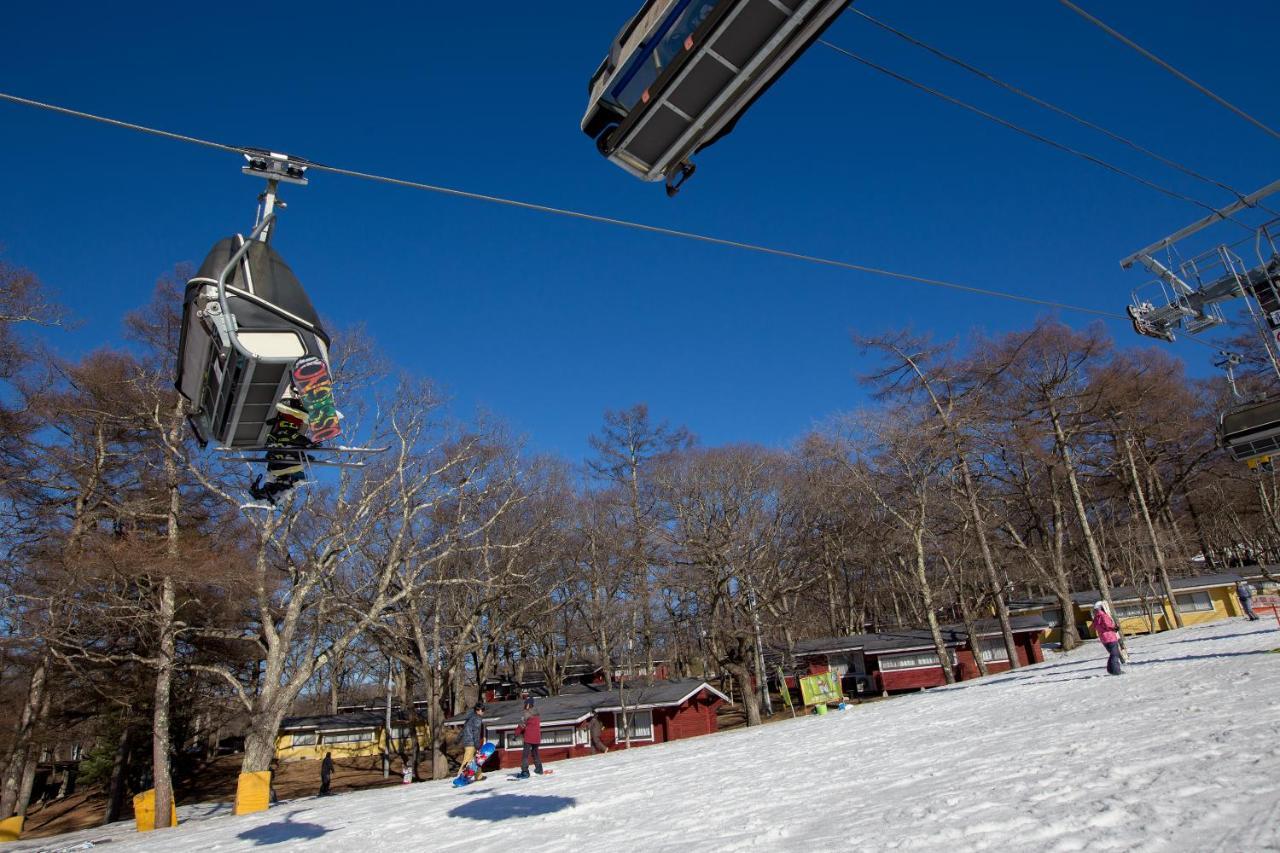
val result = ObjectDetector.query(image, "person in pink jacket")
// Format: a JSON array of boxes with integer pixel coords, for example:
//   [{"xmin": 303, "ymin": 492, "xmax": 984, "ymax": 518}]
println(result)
[{"xmin": 1092, "ymin": 601, "xmax": 1124, "ymax": 676}]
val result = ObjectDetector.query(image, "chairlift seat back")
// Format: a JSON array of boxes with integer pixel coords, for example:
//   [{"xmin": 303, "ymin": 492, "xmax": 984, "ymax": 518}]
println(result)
[{"xmin": 176, "ymin": 236, "xmax": 330, "ymax": 449}]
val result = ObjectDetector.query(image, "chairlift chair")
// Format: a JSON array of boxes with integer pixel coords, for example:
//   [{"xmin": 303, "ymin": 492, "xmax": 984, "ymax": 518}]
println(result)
[
  {"xmin": 582, "ymin": 0, "xmax": 852, "ymax": 193},
  {"xmin": 176, "ymin": 219, "xmax": 331, "ymax": 450},
  {"xmin": 1219, "ymin": 397, "xmax": 1280, "ymax": 464}
]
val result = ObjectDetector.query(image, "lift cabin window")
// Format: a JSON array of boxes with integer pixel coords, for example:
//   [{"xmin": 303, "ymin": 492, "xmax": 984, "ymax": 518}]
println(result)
[{"xmin": 611, "ymin": 2, "xmax": 718, "ymax": 111}]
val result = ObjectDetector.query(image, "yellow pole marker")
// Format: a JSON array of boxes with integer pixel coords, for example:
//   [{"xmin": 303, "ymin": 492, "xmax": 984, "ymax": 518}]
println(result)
[{"xmin": 234, "ymin": 771, "xmax": 273, "ymax": 815}]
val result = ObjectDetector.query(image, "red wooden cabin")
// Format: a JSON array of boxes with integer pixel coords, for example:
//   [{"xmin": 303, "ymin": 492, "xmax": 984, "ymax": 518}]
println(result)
[{"xmin": 446, "ymin": 678, "xmax": 727, "ymax": 771}]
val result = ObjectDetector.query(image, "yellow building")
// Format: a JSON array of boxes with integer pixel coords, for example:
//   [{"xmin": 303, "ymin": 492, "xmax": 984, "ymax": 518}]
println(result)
[
  {"xmin": 275, "ymin": 710, "xmax": 431, "ymax": 762},
  {"xmin": 1072, "ymin": 573, "xmax": 1246, "ymax": 638},
  {"xmin": 1006, "ymin": 597, "xmax": 1067, "ymax": 645}
]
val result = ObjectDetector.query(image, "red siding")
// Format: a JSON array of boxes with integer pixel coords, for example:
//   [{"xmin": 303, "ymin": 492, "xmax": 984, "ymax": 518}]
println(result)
[
  {"xmin": 489, "ymin": 689, "xmax": 723, "ymax": 769},
  {"xmin": 877, "ymin": 664, "xmax": 950, "ymax": 692}
]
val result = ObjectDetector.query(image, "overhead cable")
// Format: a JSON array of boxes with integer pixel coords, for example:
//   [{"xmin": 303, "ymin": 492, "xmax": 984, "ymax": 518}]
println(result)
[
  {"xmin": 0, "ymin": 89, "xmax": 1122, "ymax": 320},
  {"xmin": 817, "ymin": 40, "xmax": 1253, "ymax": 231},
  {"xmin": 851, "ymin": 9, "xmax": 1274, "ymax": 212},
  {"xmin": 1056, "ymin": 0, "xmax": 1280, "ymax": 144}
]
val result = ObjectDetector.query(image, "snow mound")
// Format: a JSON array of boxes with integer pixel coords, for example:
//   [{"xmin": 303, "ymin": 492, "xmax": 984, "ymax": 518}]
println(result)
[{"xmin": 19, "ymin": 619, "xmax": 1280, "ymax": 852}]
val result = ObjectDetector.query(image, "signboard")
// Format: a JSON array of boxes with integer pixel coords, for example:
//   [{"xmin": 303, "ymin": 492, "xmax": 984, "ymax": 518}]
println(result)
[{"xmin": 799, "ymin": 671, "xmax": 841, "ymax": 707}]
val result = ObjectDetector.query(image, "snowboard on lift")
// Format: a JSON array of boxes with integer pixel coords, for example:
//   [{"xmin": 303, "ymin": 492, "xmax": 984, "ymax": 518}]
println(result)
[
  {"xmin": 291, "ymin": 355, "xmax": 342, "ymax": 442},
  {"xmin": 452, "ymin": 742, "xmax": 496, "ymax": 787}
]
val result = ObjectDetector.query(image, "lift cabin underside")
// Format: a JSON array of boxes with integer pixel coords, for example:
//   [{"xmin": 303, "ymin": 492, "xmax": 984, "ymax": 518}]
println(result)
[
  {"xmin": 583, "ymin": 0, "xmax": 852, "ymax": 190},
  {"xmin": 176, "ymin": 233, "xmax": 330, "ymax": 450},
  {"xmin": 1220, "ymin": 397, "xmax": 1280, "ymax": 465}
]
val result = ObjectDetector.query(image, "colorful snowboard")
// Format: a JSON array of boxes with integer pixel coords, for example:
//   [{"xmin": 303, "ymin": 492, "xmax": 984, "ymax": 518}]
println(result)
[
  {"xmin": 291, "ymin": 356, "xmax": 342, "ymax": 443},
  {"xmin": 452, "ymin": 742, "xmax": 496, "ymax": 787}
]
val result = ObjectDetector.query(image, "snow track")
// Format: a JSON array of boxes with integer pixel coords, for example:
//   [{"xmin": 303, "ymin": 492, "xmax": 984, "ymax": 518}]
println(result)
[{"xmin": 17, "ymin": 619, "xmax": 1280, "ymax": 852}]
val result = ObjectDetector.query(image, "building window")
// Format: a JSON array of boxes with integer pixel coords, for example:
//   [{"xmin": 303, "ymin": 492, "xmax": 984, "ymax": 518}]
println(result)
[
  {"xmin": 321, "ymin": 729, "xmax": 375, "ymax": 745},
  {"xmin": 618, "ymin": 710, "xmax": 653, "ymax": 741},
  {"xmin": 879, "ymin": 650, "xmax": 957, "ymax": 671},
  {"xmin": 1113, "ymin": 602, "xmax": 1155, "ymax": 620},
  {"xmin": 290, "ymin": 733, "xmax": 318, "ymax": 747},
  {"xmin": 504, "ymin": 727, "xmax": 577, "ymax": 749},
  {"xmin": 390, "ymin": 725, "xmax": 415, "ymax": 741},
  {"xmin": 1175, "ymin": 591, "xmax": 1215, "ymax": 612},
  {"xmin": 978, "ymin": 637, "xmax": 1010, "ymax": 663}
]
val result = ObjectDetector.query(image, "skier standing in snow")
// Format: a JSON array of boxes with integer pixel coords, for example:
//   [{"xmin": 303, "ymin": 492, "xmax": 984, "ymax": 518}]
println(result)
[
  {"xmin": 515, "ymin": 698, "xmax": 544, "ymax": 778},
  {"xmin": 457, "ymin": 702, "xmax": 488, "ymax": 784},
  {"xmin": 588, "ymin": 711, "xmax": 607, "ymax": 754},
  {"xmin": 1236, "ymin": 579, "xmax": 1261, "ymax": 621},
  {"xmin": 319, "ymin": 752, "xmax": 334, "ymax": 796},
  {"xmin": 1091, "ymin": 601, "xmax": 1124, "ymax": 676}
]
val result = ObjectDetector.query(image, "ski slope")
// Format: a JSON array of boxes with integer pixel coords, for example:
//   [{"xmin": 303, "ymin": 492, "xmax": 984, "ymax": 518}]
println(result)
[{"xmin": 19, "ymin": 618, "xmax": 1280, "ymax": 852}]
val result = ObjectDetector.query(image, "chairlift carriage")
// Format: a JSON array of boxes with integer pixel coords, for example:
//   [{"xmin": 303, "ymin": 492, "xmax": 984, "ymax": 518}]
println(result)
[
  {"xmin": 174, "ymin": 153, "xmax": 380, "ymax": 505},
  {"xmin": 582, "ymin": 0, "xmax": 852, "ymax": 194},
  {"xmin": 1120, "ymin": 179, "xmax": 1280, "ymax": 467}
]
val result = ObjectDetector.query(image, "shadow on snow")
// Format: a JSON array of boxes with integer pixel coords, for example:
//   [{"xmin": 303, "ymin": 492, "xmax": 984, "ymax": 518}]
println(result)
[
  {"xmin": 448, "ymin": 793, "xmax": 577, "ymax": 822},
  {"xmin": 236, "ymin": 810, "xmax": 331, "ymax": 846}
]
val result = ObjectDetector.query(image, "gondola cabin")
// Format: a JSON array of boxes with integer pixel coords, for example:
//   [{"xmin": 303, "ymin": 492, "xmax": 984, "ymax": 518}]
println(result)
[
  {"xmin": 1219, "ymin": 397, "xmax": 1280, "ymax": 465},
  {"xmin": 582, "ymin": 0, "xmax": 852, "ymax": 190},
  {"xmin": 176, "ymin": 232, "xmax": 331, "ymax": 449}
]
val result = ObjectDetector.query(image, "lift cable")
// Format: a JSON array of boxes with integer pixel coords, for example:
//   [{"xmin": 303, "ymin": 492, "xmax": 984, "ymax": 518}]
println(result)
[
  {"xmin": 1056, "ymin": 0, "xmax": 1280, "ymax": 144},
  {"xmin": 850, "ymin": 9, "xmax": 1275, "ymax": 214},
  {"xmin": 818, "ymin": 40, "xmax": 1254, "ymax": 231},
  {"xmin": 0, "ymin": 89, "xmax": 1123, "ymax": 319}
]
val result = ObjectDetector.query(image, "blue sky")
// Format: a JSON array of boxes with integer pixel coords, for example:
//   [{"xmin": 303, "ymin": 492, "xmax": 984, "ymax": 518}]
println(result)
[{"xmin": 1, "ymin": 1, "xmax": 1277, "ymax": 460}]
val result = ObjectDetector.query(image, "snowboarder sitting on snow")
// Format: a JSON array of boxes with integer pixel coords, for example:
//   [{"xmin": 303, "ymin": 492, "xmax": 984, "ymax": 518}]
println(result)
[
  {"xmin": 1236, "ymin": 579, "xmax": 1261, "ymax": 622},
  {"xmin": 249, "ymin": 397, "xmax": 314, "ymax": 504},
  {"xmin": 1091, "ymin": 601, "xmax": 1124, "ymax": 676},
  {"xmin": 457, "ymin": 702, "xmax": 487, "ymax": 784},
  {"xmin": 515, "ymin": 697, "xmax": 544, "ymax": 778}
]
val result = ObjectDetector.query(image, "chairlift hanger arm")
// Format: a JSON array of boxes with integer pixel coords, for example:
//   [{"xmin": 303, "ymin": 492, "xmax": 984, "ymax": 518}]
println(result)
[{"xmin": 1121, "ymin": 177, "xmax": 1280, "ymax": 269}]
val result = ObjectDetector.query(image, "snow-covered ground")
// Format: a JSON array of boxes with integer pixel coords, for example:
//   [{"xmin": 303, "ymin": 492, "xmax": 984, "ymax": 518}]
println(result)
[{"xmin": 18, "ymin": 618, "xmax": 1280, "ymax": 852}]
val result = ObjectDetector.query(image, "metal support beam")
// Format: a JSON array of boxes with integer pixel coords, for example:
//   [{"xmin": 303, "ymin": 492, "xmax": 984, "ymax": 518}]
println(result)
[{"xmin": 1121, "ymin": 177, "xmax": 1280, "ymax": 269}]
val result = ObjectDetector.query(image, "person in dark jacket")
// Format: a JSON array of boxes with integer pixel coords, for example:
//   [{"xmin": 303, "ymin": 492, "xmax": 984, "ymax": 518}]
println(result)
[
  {"xmin": 319, "ymin": 752, "xmax": 334, "ymax": 795},
  {"xmin": 457, "ymin": 702, "xmax": 487, "ymax": 783},
  {"xmin": 515, "ymin": 698, "xmax": 544, "ymax": 778},
  {"xmin": 588, "ymin": 711, "xmax": 607, "ymax": 754},
  {"xmin": 1237, "ymin": 579, "xmax": 1261, "ymax": 621}
]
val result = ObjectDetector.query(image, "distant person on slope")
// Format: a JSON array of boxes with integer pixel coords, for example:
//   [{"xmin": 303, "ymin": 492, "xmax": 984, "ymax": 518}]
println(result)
[
  {"xmin": 1236, "ymin": 579, "xmax": 1261, "ymax": 621},
  {"xmin": 319, "ymin": 752, "xmax": 334, "ymax": 796},
  {"xmin": 457, "ymin": 702, "xmax": 487, "ymax": 784},
  {"xmin": 1092, "ymin": 601, "xmax": 1124, "ymax": 676},
  {"xmin": 588, "ymin": 711, "xmax": 608, "ymax": 754},
  {"xmin": 515, "ymin": 698, "xmax": 544, "ymax": 778}
]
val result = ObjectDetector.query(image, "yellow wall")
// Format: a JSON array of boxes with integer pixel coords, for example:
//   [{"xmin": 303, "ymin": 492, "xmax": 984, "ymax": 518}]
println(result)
[
  {"xmin": 274, "ymin": 724, "xmax": 431, "ymax": 762},
  {"xmin": 1078, "ymin": 585, "xmax": 1242, "ymax": 637}
]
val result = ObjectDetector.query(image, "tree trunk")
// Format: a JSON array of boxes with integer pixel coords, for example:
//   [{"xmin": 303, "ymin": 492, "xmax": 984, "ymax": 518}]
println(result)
[
  {"xmin": 241, "ymin": 711, "xmax": 285, "ymax": 774},
  {"xmin": 1049, "ymin": 408, "xmax": 1117, "ymax": 617},
  {"xmin": 0, "ymin": 656, "xmax": 48, "ymax": 819},
  {"xmin": 151, "ymin": 576, "xmax": 176, "ymax": 829},
  {"xmin": 912, "ymin": 532, "xmax": 955, "ymax": 684},
  {"xmin": 725, "ymin": 661, "xmax": 761, "ymax": 727},
  {"xmin": 959, "ymin": 463, "xmax": 1019, "ymax": 667},
  {"xmin": 104, "ymin": 724, "xmax": 131, "ymax": 824},
  {"xmin": 1123, "ymin": 437, "xmax": 1183, "ymax": 628}
]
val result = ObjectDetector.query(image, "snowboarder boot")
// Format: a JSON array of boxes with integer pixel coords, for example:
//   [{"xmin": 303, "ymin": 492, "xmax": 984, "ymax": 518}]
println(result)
[{"xmin": 516, "ymin": 770, "xmax": 530, "ymax": 779}]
